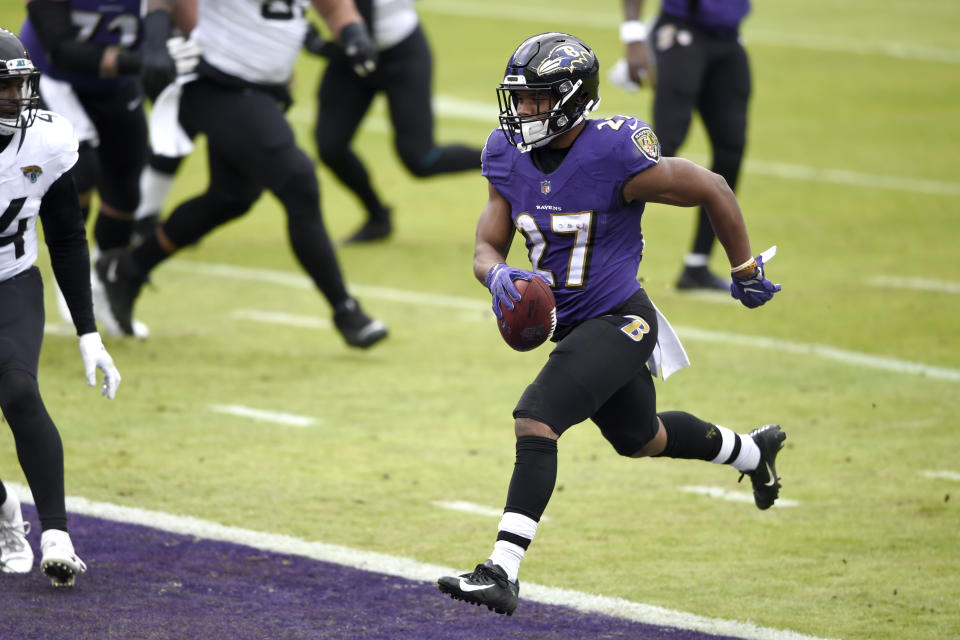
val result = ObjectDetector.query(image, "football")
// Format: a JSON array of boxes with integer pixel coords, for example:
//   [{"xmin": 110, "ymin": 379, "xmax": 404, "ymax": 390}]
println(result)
[{"xmin": 497, "ymin": 277, "xmax": 557, "ymax": 351}]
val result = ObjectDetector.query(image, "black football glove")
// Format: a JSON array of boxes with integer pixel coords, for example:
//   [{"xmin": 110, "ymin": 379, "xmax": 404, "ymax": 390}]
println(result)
[
  {"xmin": 339, "ymin": 21, "xmax": 377, "ymax": 77},
  {"xmin": 303, "ymin": 23, "xmax": 337, "ymax": 58},
  {"xmin": 141, "ymin": 10, "xmax": 177, "ymax": 100}
]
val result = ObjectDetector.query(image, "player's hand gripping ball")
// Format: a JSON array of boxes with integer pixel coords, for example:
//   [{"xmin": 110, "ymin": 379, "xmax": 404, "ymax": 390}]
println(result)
[{"xmin": 497, "ymin": 277, "xmax": 557, "ymax": 351}]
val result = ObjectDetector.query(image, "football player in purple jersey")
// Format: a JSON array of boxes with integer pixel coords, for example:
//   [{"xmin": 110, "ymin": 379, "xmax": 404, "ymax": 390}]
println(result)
[
  {"xmin": 618, "ymin": 0, "xmax": 753, "ymax": 291},
  {"xmin": 20, "ymin": 0, "xmax": 188, "ymax": 337},
  {"xmin": 437, "ymin": 32, "xmax": 782, "ymax": 616}
]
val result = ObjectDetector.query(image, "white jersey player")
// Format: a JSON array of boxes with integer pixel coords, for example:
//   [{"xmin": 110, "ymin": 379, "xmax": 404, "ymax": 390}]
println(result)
[{"xmin": 0, "ymin": 27, "xmax": 120, "ymax": 587}]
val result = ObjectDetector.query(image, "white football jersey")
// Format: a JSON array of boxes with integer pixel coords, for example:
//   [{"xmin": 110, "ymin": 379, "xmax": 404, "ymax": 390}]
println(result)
[
  {"xmin": 0, "ymin": 111, "xmax": 79, "ymax": 282},
  {"xmin": 373, "ymin": 0, "xmax": 418, "ymax": 50},
  {"xmin": 193, "ymin": 0, "xmax": 311, "ymax": 85}
]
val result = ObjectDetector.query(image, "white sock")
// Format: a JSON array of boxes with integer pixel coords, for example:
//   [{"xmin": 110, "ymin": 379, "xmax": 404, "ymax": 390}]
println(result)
[
  {"xmin": 684, "ymin": 253, "xmax": 710, "ymax": 268},
  {"xmin": 488, "ymin": 511, "xmax": 539, "ymax": 582},
  {"xmin": 134, "ymin": 166, "xmax": 175, "ymax": 220},
  {"xmin": 709, "ymin": 425, "xmax": 761, "ymax": 473}
]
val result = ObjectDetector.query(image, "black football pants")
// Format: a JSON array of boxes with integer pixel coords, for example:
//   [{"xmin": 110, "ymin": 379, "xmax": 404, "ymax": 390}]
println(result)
[
  {"xmin": 159, "ymin": 77, "xmax": 349, "ymax": 307},
  {"xmin": 315, "ymin": 25, "xmax": 480, "ymax": 220},
  {"xmin": 652, "ymin": 14, "xmax": 751, "ymax": 257}
]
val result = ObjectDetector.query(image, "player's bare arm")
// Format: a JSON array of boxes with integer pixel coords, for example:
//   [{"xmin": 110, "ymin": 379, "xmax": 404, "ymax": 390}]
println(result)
[
  {"xmin": 622, "ymin": 0, "xmax": 654, "ymax": 86},
  {"xmin": 623, "ymin": 157, "xmax": 753, "ymax": 269},
  {"xmin": 473, "ymin": 182, "xmax": 515, "ymax": 284},
  {"xmin": 312, "ymin": 0, "xmax": 363, "ymax": 35}
]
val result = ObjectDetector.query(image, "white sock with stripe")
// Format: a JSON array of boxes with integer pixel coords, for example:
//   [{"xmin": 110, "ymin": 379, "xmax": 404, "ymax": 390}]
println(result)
[
  {"xmin": 488, "ymin": 511, "xmax": 538, "ymax": 582},
  {"xmin": 710, "ymin": 425, "xmax": 761, "ymax": 472}
]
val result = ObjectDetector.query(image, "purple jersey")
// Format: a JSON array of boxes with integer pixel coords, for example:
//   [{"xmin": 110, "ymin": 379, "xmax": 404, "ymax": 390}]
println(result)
[
  {"xmin": 20, "ymin": 0, "xmax": 143, "ymax": 93},
  {"xmin": 482, "ymin": 116, "xmax": 661, "ymax": 328},
  {"xmin": 661, "ymin": 0, "xmax": 750, "ymax": 34}
]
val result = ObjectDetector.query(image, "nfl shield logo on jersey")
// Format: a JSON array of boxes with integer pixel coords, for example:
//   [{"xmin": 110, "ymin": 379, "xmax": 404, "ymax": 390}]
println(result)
[
  {"xmin": 540, "ymin": 180, "xmax": 551, "ymax": 195},
  {"xmin": 21, "ymin": 165, "xmax": 42, "ymax": 183}
]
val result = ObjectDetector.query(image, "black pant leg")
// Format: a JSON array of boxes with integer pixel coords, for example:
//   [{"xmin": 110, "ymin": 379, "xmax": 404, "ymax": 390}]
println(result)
[
  {"xmin": 316, "ymin": 54, "xmax": 382, "ymax": 219},
  {"xmin": 692, "ymin": 39, "xmax": 751, "ymax": 256},
  {"xmin": 382, "ymin": 27, "xmax": 480, "ymax": 177},
  {"xmin": 176, "ymin": 79, "xmax": 350, "ymax": 307}
]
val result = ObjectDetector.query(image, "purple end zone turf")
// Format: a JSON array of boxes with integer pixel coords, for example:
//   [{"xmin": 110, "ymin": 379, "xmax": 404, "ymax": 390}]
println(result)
[{"xmin": 1, "ymin": 506, "xmax": 746, "ymax": 640}]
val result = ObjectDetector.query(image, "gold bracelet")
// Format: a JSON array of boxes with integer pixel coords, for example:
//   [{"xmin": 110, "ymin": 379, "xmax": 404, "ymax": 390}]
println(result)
[{"xmin": 730, "ymin": 257, "xmax": 756, "ymax": 275}]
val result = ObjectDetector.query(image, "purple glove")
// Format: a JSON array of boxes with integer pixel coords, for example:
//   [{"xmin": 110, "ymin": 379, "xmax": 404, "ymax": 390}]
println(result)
[
  {"xmin": 730, "ymin": 253, "xmax": 781, "ymax": 308},
  {"xmin": 485, "ymin": 263, "xmax": 539, "ymax": 320}
]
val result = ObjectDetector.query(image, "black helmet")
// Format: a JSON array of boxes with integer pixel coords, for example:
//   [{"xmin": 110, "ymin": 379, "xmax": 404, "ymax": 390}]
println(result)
[
  {"xmin": 497, "ymin": 32, "xmax": 601, "ymax": 152},
  {"xmin": 0, "ymin": 28, "xmax": 40, "ymax": 135}
]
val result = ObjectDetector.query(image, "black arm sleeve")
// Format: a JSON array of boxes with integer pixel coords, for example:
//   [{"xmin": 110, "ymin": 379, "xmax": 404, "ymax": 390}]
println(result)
[
  {"xmin": 39, "ymin": 170, "xmax": 97, "ymax": 336},
  {"xmin": 28, "ymin": 0, "xmax": 141, "ymax": 76}
]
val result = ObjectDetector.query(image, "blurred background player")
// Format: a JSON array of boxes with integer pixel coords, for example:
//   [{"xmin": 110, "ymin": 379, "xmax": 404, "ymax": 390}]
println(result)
[
  {"xmin": 305, "ymin": 0, "xmax": 481, "ymax": 244},
  {"xmin": 617, "ymin": 0, "xmax": 752, "ymax": 291},
  {"xmin": 0, "ymin": 28, "xmax": 120, "ymax": 587},
  {"xmin": 436, "ymin": 32, "xmax": 782, "ymax": 616},
  {"xmin": 18, "ymin": 0, "xmax": 192, "ymax": 336},
  {"xmin": 95, "ymin": 0, "xmax": 388, "ymax": 349}
]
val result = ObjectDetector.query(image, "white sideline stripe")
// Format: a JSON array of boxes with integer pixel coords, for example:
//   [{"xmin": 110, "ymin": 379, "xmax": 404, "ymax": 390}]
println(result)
[
  {"xmin": 675, "ymin": 327, "xmax": 960, "ymax": 382},
  {"xmin": 432, "ymin": 500, "xmax": 550, "ymax": 522},
  {"xmin": 287, "ymin": 98, "xmax": 960, "ymax": 198},
  {"xmin": 416, "ymin": 0, "xmax": 960, "ymax": 65},
  {"xmin": 868, "ymin": 276, "xmax": 960, "ymax": 295},
  {"xmin": 166, "ymin": 260, "xmax": 487, "ymax": 311},
  {"xmin": 9, "ymin": 483, "xmax": 834, "ymax": 640},
  {"xmin": 231, "ymin": 309, "xmax": 332, "ymax": 329},
  {"xmin": 676, "ymin": 326, "xmax": 960, "ymax": 383},
  {"xmin": 681, "ymin": 486, "xmax": 800, "ymax": 508},
  {"xmin": 919, "ymin": 470, "xmax": 960, "ymax": 482},
  {"xmin": 743, "ymin": 159, "xmax": 960, "ymax": 197},
  {"xmin": 170, "ymin": 260, "xmax": 960, "ymax": 383},
  {"xmin": 210, "ymin": 404, "xmax": 317, "ymax": 427}
]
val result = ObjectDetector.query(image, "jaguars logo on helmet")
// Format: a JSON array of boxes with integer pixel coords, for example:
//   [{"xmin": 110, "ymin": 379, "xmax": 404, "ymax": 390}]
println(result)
[
  {"xmin": 0, "ymin": 28, "xmax": 41, "ymax": 136},
  {"xmin": 497, "ymin": 33, "xmax": 601, "ymax": 152}
]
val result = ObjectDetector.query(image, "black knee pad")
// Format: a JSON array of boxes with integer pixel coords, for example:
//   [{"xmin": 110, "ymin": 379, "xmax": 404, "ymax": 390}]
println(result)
[
  {"xmin": 0, "ymin": 369, "xmax": 43, "ymax": 430},
  {"xmin": 273, "ymin": 163, "xmax": 321, "ymax": 220},
  {"xmin": 396, "ymin": 142, "xmax": 437, "ymax": 178}
]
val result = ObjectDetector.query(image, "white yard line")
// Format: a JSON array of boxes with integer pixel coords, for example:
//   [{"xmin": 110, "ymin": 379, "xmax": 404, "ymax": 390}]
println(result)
[
  {"xmin": 10, "ymin": 483, "xmax": 835, "ymax": 640},
  {"xmin": 287, "ymin": 97, "xmax": 960, "ymax": 198},
  {"xmin": 416, "ymin": 0, "xmax": 960, "ymax": 64},
  {"xmin": 166, "ymin": 260, "xmax": 960, "ymax": 383},
  {"xmin": 676, "ymin": 326, "xmax": 960, "ymax": 383},
  {"xmin": 919, "ymin": 470, "xmax": 960, "ymax": 482},
  {"xmin": 231, "ymin": 309, "xmax": 332, "ymax": 329},
  {"xmin": 432, "ymin": 500, "xmax": 550, "ymax": 521},
  {"xmin": 681, "ymin": 485, "xmax": 800, "ymax": 508},
  {"xmin": 210, "ymin": 404, "xmax": 317, "ymax": 428},
  {"xmin": 868, "ymin": 276, "xmax": 960, "ymax": 295}
]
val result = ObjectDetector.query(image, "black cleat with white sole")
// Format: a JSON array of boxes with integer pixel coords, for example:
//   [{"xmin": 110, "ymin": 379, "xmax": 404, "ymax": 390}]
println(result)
[
  {"xmin": 94, "ymin": 249, "xmax": 146, "ymax": 337},
  {"xmin": 333, "ymin": 298, "xmax": 388, "ymax": 349},
  {"xmin": 739, "ymin": 424, "xmax": 787, "ymax": 510},
  {"xmin": 438, "ymin": 560, "xmax": 519, "ymax": 616}
]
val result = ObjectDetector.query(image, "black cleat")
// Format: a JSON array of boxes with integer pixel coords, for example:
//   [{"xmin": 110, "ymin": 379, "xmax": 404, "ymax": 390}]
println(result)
[
  {"xmin": 438, "ymin": 560, "xmax": 519, "ymax": 616},
  {"xmin": 94, "ymin": 249, "xmax": 146, "ymax": 336},
  {"xmin": 341, "ymin": 213, "xmax": 392, "ymax": 245},
  {"xmin": 739, "ymin": 424, "xmax": 787, "ymax": 510},
  {"xmin": 676, "ymin": 266, "xmax": 729, "ymax": 292},
  {"xmin": 130, "ymin": 213, "xmax": 159, "ymax": 248},
  {"xmin": 333, "ymin": 298, "xmax": 387, "ymax": 349}
]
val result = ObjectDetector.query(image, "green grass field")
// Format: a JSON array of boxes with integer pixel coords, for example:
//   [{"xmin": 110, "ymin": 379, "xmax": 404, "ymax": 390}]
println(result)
[{"xmin": 2, "ymin": 1, "xmax": 959, "ymax": 638}]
